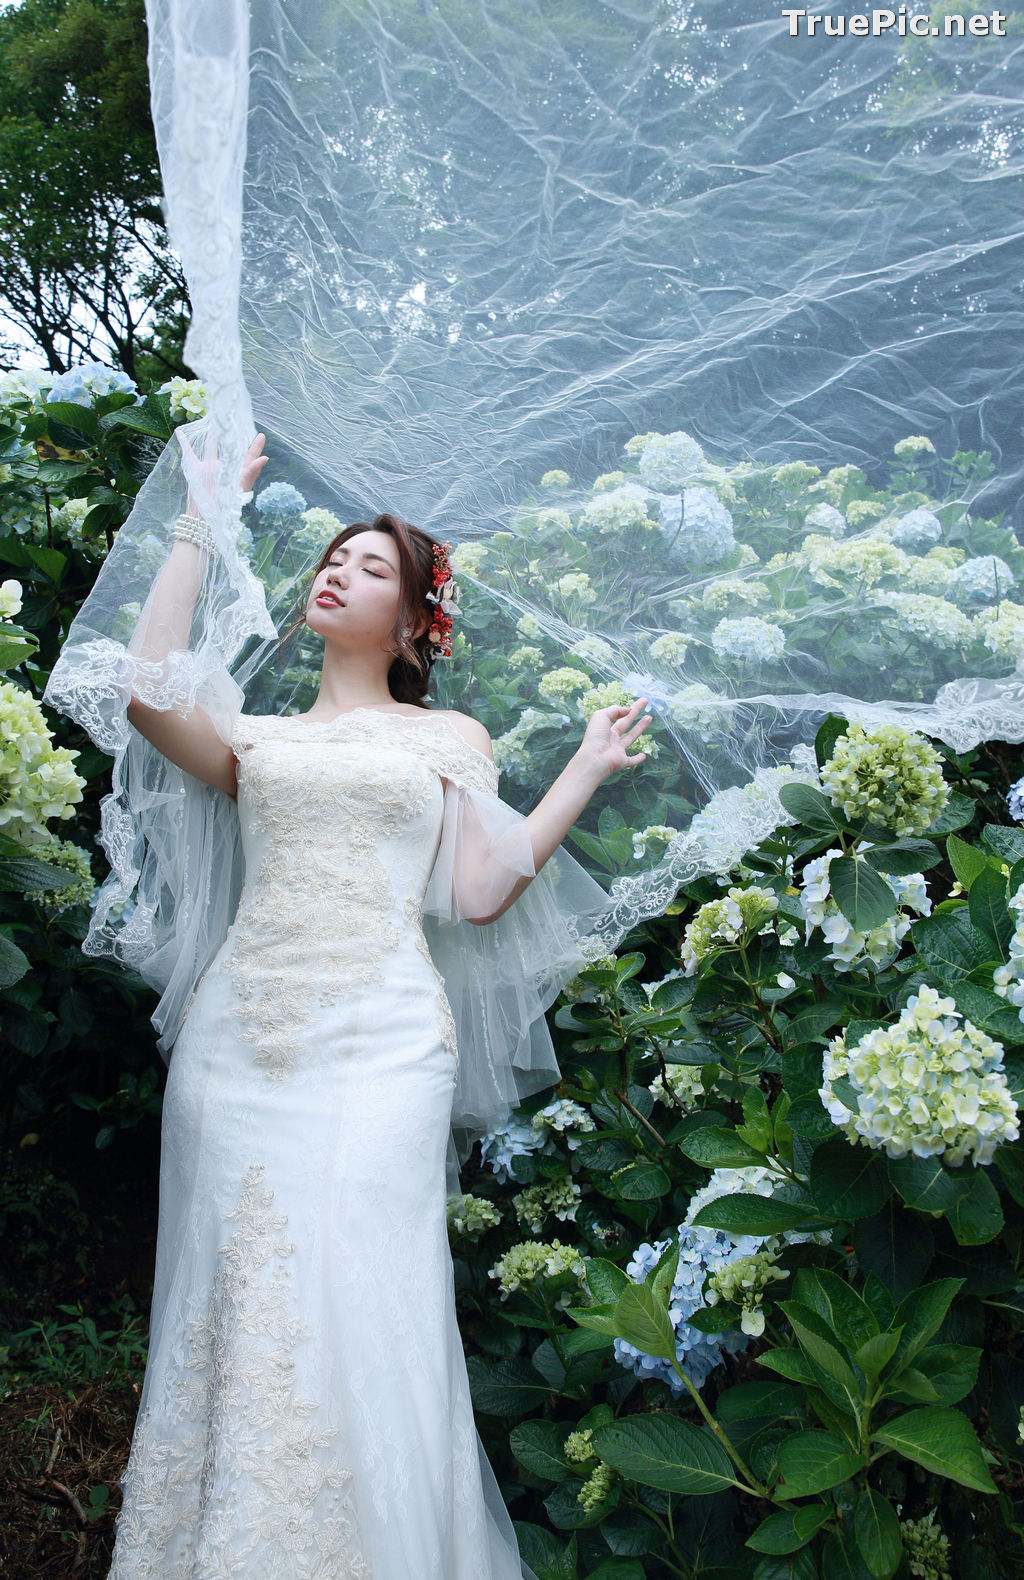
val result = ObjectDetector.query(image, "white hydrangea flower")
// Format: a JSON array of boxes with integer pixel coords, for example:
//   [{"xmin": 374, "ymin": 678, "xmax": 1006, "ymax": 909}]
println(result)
[
  {"xmin": 582, "ymin": 484, "xmax": 658, "ymax": 538},
  {"xmin": 0, "ymin": 579, "xmax": 23, "ymax": 619},
  {"xmin": 648, "ymin": 1063, "xmax": 705, "ymax": 1110},
  {"xmin": 160, "ymin": 376, "xmax": 209, "ymax": 419},
  {"xmin": 974, "ymin": 600, "xmax": 1024, "ymax": 664},
  {"xmin": 579, "ymin": 680, "xmax": 633, "ymax": 719},
  {"xmin": 804, "ymin": 533, "xmax": 910, "ymax": 589},
  {"xmin": 554, "ymin": 571, "xmax": 597, "ymax": 605},
  {"xmin": 905, "ymin": 554, "xmax": 955, "ymax": 595},
  {"xmin": 569, "ymin": 635, "xmax": 614, "ymax": 667},
  {"xmin": 821, "ymin": 985, "xmax": 1020, "ymax": 1165},
  {"xmin": 993, "ymin": 881, "xmax": 1024, "ymax": 1020},
  {"xmin": 665, "ymin": 682, "xmax": 734, "ymax": 737},
  {"xmin": 488, "ymin": 1240, "xmax": 586, "ymax": 1306},
  {"xmin": 711, "ymin": 616, "xmax": 786, "ymax": 664},
  {"xmin": 704, "ymin": 1244, "xmax": 788, "ymax": 1336},
  {"xmin": 680, "ymin": 886, "xmax": 779, "ymax": 975},
  {"xmin": 0, "ymin": 680, "xmax": 87, "ymax": 842},
  {"xmin": 637, "ymin": 430, "xmax": 705, "ymax": 492},
  {"xmin": 446, "ymin": 1192, "xmax": 501, "ymax": 1237},
  {"xmin": 513, "ymin": 1175, "xmax": 582, "ymax": 1234},
  {"xmin": 900, "ymin": 1510, "xmax": 951, "ymax": 1580},
  {"xmin": 294, "ymin": 505, "xmax": 345, "ymax": 553},
  {"xmin": 701, "ymin": 578, "xmax": 770, "ymax": 615},
  {"xmin": 0, "ymin": 368, "xmax": 52, "ymax": 405},
  {"xmin": 538, "ymin": 667, "xmax": 590, "ymax": 705},
  {"xmin": 891, "ymin": 507, "xmax": 942, "ymax": 549},
  {"xmin": 591, "ymin": 470, "xmax": 626, "ymax": 492},
  {"xmin": 821, "ymin": 723, "xmax": 948, "ymax": 837},
  {"xmin": 516, "ymin": 613, "xmax": 543, "ymax": 640},
  {"xmin": 648, "ymin": 632, "xmax": 690, "ymax": 667},
  {"xmin": 799, "ymin": 846, "xmax": 931, "ymax": 971},
  {"xmin": 882, "ymin": 593, "xmax": 973, "ymax": 650},
  {"xmin": 540, "ymin": 469, "xmax": 570, "ymax": 488},
  {"xmin": 508, "ymin": 644, "xmax": 544, "ymax": 670},
  {"xmin": 894, "ymin": 435, "xmax": 936, "ymax": 459},
  {"xmin": 491, "ymin": 707, "xmax": 568, "ymax": 781},
  {"xmin": 948, "ymin": 555, "xmax": 1016, "ymax": 607},
  {"xmin": 632, "ymin": 823, "xmax": 676, "ymax": 861},
  {"xmin": 773, "ymin": 461, "xmax": 820, "ymax": 488},
  {"xmin": 804, "ymin": 502, "xmax": 846, "ymax": 538},
  {"xmin": 845, "ymin": 499, "xmax": 886, "ymax": 528}
]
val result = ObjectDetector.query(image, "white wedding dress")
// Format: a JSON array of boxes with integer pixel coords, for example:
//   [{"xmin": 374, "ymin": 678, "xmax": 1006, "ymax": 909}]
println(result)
[{"xmin": 107, "ymin": 707, "xmax": 534, "ymax": 1579}]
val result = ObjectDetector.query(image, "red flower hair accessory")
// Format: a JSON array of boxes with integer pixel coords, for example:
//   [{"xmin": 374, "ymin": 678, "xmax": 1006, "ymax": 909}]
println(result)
[{"xmin": 425, "ymin": 541, "xmax": 459, "ymax": 658}]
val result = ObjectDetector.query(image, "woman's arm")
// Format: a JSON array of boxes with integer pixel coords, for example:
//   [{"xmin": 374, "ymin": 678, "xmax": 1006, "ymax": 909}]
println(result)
[
  {"xmin": 447, "ymin": 700, "xmax": 652, "ymax": 924},
  {"xmin": 125, "ymin": 433, "xmax": 268, "ymax": 796}
]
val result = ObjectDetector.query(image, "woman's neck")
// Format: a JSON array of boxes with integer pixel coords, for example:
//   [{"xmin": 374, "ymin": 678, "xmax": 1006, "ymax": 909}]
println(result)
[{"xmin": 308, "ymin": 646, "xmax": 395, "ymax": 716}]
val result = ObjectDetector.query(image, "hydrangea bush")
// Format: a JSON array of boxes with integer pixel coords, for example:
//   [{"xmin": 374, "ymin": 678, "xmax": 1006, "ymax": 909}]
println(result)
[{"xmin": 4, "ymin": 368, "xmax": 1024, "ymax": 1572}]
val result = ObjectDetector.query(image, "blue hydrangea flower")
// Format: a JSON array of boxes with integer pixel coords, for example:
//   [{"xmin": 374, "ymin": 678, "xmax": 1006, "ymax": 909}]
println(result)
[
  {"xmin": 948, "ymin": 555, "xmax": 1015, "ymax": 607},
  {"xmin": 1009, "ymin": 777, "xmax": 1024, "ymax": 823},
  {"xmin": 891, "ymin": 508, "xmax": 942, "ymax": 550},
  {"xmin": 612, "ymin": 1224, "xmax": 756, "ymax": 1392},
  {"xmin": 479, "ymin": 1117, "xmax": 547, "ymax": 1183},
  {"xmin": 255, "ymin": 482, "xmax": 309, "ymax": 525},
  {"xmin": 663, "ymin": 488, "xmax": 735, "ymax": 567},
  {"xmin": 47, "ymin": 362, "xmax": 138, "ymax": 406}
]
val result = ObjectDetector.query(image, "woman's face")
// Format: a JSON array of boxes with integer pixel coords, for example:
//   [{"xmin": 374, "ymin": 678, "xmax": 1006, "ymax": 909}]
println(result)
[{"xmin": 305, "ymin": 529, "xmax": 406, "ymax": 651}]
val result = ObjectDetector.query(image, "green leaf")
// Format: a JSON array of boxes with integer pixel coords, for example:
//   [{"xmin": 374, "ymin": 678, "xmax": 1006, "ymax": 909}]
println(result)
[
  {"xmin": 0, "ymin": 854, "xmax": 77, "ymax": 893},
  {"xmin": 912, "ymin": 910, "xmax": 995, "ymax": 983},
  {"xmin": 994, "ymin": 1144, "xmax": 1024, "ymax": 1206},
  {"xmin": 757, "ymin": 1348, "xmax": 821, "ymax": 1387},
  {"xmin": 793, "ymin": 1267, "xmax": 879, "ymax": 1352},
  {"xmin": 872, "ymin": 1407, "xmax": 996, "ymax": 1492},
  {"xmin": 944, "ymin": 1167, "xmax": 1004, "ymax": 1246},
  {"xmin": 909, "ymin": 1344, "xmax": 980, "ymax": 1407},
  {"xmin": 565, "ymin": 1304, "xmax": 620, "ymax": 1338},
  {"xmin": 969, "ymin": 866, "xmax": 1013, "ymax": 958},
  {"xmin": 775, "ymin": 1429, "xmax": 866, "ymax": 1497},
  {"xmin": 613, "ymin": 1284, "xmax": 675, "ymax": 1360},
  {"xmin": 0, "ymin": 930, "xmax": 30, "ymax": 989},
  {"xmin": 513, "ymin": 1522, "xmax": 579, "ymax": 1580},
  {"xmin": 24, "ymin": 544, "xmax": 67, "ymax": 583},
  {"xmin": 820, "ymin": 1531, "xmax": 875, "ymax": 1580},
  {"xmin": 591, "ymin": 1416, "xmax": 736, "ymax": 1496},
  {"xmin": 853, "ymin": 1203, "xmax": 934, "ymax": 1302},
  {"xmin": 583, "ymin": 1258, "xmax": 630, "ymax": 1304},
  {"xmin": 951, "ymin": 982, "xmax": 1024, "ymax": 1044},
  {"xmin": 41, "ymin": 399, "xmax": 100, "ymax": 440},
  {"xmin": 779, "ymin": 1301, "xmax": 862, "ymax": 1404},
  {"xmin": 853, "ymin": 1329, "xmax": 902, "ymax": 1378},
  {"xmin": 678, "ymin": 1126, "xmax": 768, "ymax": 1169},
  {"xmin": 888, "ymin": 1154, "xmax": 959, "ymax": 1216},
  {"xmin": 862, "ymin": 839, "xmax": 941, "ymax": 876},
  {"xmin": 510, "ymin": 1421, "xmax": 573, "ymax": 1482},
  {"xmin": 982, "ymin": 825, "xmax": 1024, "ymax": 866},
  {"xmin": 747, "ymin": 1503, "xmax": 831, "ymax": 1554},
  {"xmin": 754, "ymin": 1552, "xmax": 820, "ymax": 1580},
  {"xmin": 853, "ymin": 1489, "xmax": 902, "ymax": 1580},
  {"xmin": 828, "ymin": 856, "xmax": 898, "ymax": 932},
  {"xmin": 923, "ymin": 792, "xmax": 975, "ymax": 836},
  {"xmin": 779, "ymin": 782, "xmax": 847, "ymax": 835},
  {"xmin": 716, "ymin": 1381, "xmax": 805, "ymax": 1424},
  {"xmin": 946, "ymin": 834, "xmax": 997, "ymax": 892},
  {"xmin": 809, "ymin": 1139, "xmax": 892, "ymax": 1222},
  {"xmin": 0, "ymin": 632, "xmax": 36, "ymax": 670},
  {"xmin": 815, "ymin": 714, "xmax": 849, "ymax": 769},
  {"xmin": 466, "ymin": 1355, "xmax": 553, "ymax": 1417},
  {"xmin": 608, "ymin": 1161, "xmax": 671, "ymax": 1200},
  {"xmin": 892, "ymin": 1278, "xmax": 963, "ymax": 1370},
  {"xmin": 99, "ymin": 401, "xmax": 175, "ymax": 439},
  {"xmin": 584, "ymin": 1561, "xmax": 645, "ymax": 1580},
  {"xmin": 693, "ymin": 1194, "xmax": 831, "ymax": 1238}
]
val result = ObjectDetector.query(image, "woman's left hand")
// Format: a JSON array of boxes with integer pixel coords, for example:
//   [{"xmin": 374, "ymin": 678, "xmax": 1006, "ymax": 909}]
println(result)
[{"xmin": 577, "ymin": 698, "xmax": 653, "ymax": 783}]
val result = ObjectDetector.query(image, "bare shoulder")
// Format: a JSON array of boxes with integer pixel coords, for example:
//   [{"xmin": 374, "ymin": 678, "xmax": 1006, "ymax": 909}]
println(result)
[{"xmin": 435, "ymin": 709, "xmax": 494, "ymax": 760}]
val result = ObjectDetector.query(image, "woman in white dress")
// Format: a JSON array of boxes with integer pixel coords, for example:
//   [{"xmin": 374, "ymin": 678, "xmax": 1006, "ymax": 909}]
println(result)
[{"xmin": 84, "ymin": 431, "xmax": 651, "ymax": 1578}]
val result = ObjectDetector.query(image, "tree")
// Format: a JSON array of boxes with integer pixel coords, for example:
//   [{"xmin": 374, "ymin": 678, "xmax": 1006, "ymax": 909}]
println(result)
[{"xmin": 0, "ymin": 0, "xmax": 188, "ymax": 378}]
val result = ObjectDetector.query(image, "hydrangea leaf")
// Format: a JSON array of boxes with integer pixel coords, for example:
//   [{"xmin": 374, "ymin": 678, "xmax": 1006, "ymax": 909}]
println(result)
[
  {"xmin": 752, "ymin": 1551, "xmax": 819, "ymax": 1580},
  {"xmin": 693, "ymin": 1194, "xmax": 831, "ymax": 1238},
  {"xmin": 922, "ymin": 792, "xmax": 975, "ymax": 836},
  {"xmin": 583, "ymin": 1258, "xmax": 631, "ymax": 1303},
  {"xmin": 0, "ymin": 931, "xmax": 30, "ymax": 990},
  {"xmin": 778, "ymin": 782, "xmax": 847, "ymax": 836},
  {"xmin": 946, "ymin": 834, "xmax": 1000, "ymax": 891},
  {"xmin": 465, "ymin": 1355, "xmax": 553, "ymax": 1417},
  {"xmin": 950, "ymin": 982, "xmax": 1024, "ymax": 1045},
  {"xmin": 981, "ymin": 825, "xmax": 1024, "ymax": 866},
  {"xmin": 852, "ymin": 1329, "xmax": 902, "ymax": 1379},
  {"xmin": 512, "ymin": 1521, "xmax": 578, "ymax": 1580},
  {"xmin": 967, "ymin": 866, "xmax": 1013, "ymax": 959},
  {"xmin": 747, "ymin": 1502, "xmax": 831, "ymax": 1554},
  {"xmin": 909, "ymin": 1343, "xmax": 981, "ymax": 1407},
  {"xmin": 612, "ymin": 1283, "xmax": 676, "ymax": 1360},
  {"xmin": 678, "ymin": 1126, "xmax": 768, "ymax": 1169},
  {"xmin": 852, "ymin": 1203, "xmax": 935, "ymax": 1302},
  {"xmin": 814, "ymin": 713, "xmax": 849, "ymax": 770},
  {"xmin": 509, "ymin": 1420, "xmax": 574, "ymax": 1483},
  {"xmin": 872, "ymin": 1406, "xmax": 996, "ymax": 1493},
  {"xmin": 716, "ymin": 1381, "xmax": 805, "ymax": 1424},
  {"xmin": 891, "ymin": 1277, "xmax": 964, "ymax": 1369},
  {"xmin": 775, "ymin": 1428, "xmax": 866, "ymax": 1497},
  {"xmin": 828, "ymin": 856, "xmax": 898, "ymax": 933},
  {"xmin": 943, "ymin": 1167, "xmax": 1004, "ymax": 1246},
  {"xmin": 862, "ymin": 839, "xmax": 942, "ymax": 876},
  {"xmin": 591, "ymin": 1416, "xmax": 736, "ymax": 1496},
  {"xmin": 911, "ymin": 910, "xmax": 995, "ymax": 983},
  {"xmin": 809, "ymin": 1139, "xmax": 892, "ymax": 1223},
  {"xmin": 887, "ymin": 1154, "xmax": 960, "ymax": 1216},
  {"xmin": 607, "ymin": 1161, "xmax": 672, "ymax": 1200},
  {"xmin": 853, "ymin": 1489, "xmax": 902, "ymax": 1580},
  {"xmin": 792, "ymin": 1266, "xmax": 879, "ymax": 1351}
]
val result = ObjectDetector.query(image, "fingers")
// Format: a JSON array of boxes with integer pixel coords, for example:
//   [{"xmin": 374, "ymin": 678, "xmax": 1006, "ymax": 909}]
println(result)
[{"xmin": 619, "ymin": 713, "xmax": 652, "ymax": 747}]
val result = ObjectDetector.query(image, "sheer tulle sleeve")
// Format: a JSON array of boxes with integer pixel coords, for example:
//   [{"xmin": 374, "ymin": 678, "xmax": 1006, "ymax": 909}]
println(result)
[
  {"xmin": 423, "ymin": 776, "xmax": 611, "ymax": 1158},
  {"xmin": 43, "ymin": 416, "xmax": 277, "ymax": 1057}
]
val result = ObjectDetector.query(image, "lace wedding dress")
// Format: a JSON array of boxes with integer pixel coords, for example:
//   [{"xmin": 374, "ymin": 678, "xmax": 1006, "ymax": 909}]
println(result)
[{"xmin": 107, "ymin": 707, "xmax": 536, "ymax": 1579}]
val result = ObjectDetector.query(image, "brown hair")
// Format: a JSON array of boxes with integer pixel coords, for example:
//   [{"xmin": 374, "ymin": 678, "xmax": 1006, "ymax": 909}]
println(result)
[{"xmin": 297, "ymin": 512, "xmax": 443, "ymax": 707}]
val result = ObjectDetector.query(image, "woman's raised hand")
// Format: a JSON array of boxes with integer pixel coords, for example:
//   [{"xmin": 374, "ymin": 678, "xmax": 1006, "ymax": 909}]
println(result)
[
  {"xmin": 241, "ymin": 432, "xmax": 268, "ymax": 495},
  {"xmin": 578, "ymin": 698, "xmax": 652, "ymax": 783}
]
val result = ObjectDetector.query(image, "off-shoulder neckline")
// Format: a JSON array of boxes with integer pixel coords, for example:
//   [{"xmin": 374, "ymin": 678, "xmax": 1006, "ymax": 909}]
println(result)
[{"xmin": 240, "ymin": 706, "xmax": 497, "ymax": 773}]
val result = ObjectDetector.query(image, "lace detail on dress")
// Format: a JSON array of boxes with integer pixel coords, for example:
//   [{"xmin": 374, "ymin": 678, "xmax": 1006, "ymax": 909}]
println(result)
[
  {"xmin": 228, "ymin": 714, "xmax": 438, "ymax": 1078},
  {"xmin": 110, "ymin": 1165, "xmax": 369, "ymax": 1579},
  {"xmin": 262, "ymin": 708, "xmax": 500, "ymax": 795},
  {"xmin": 405, "ymin": 895, "xmax": 459, "ymax": 1069}
]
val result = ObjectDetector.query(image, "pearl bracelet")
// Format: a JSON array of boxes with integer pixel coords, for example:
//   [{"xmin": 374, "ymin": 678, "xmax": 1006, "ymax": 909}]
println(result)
[{"xmin": 171, "ymin": 512, "xmax": 216, "ymax": 554}]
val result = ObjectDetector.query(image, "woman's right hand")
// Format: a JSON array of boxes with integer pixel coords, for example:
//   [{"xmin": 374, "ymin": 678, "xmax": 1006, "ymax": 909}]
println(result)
[{"xmin": 241, "ymin": 432, "xmax": 268, "ymax": 494}]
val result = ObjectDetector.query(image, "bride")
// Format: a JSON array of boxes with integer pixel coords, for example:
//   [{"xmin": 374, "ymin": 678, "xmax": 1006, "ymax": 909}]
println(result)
[{"xmin": 70, "ymin": 428, "xmax": 651, "ymax": 1577}]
